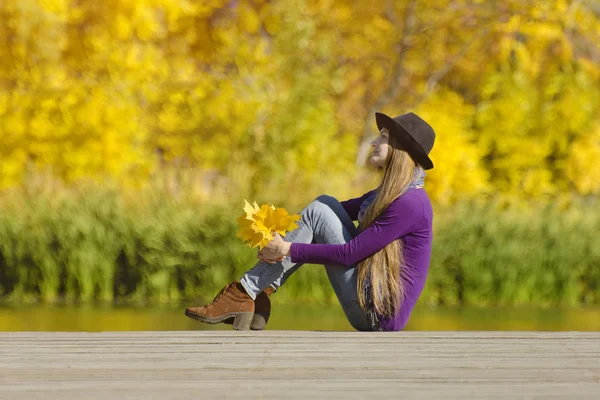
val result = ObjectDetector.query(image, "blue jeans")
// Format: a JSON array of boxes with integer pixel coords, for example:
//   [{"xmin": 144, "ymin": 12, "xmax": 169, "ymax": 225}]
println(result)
[{"xmin": 240, "ymin": 195, "xmax": 372, "ymax": 331}]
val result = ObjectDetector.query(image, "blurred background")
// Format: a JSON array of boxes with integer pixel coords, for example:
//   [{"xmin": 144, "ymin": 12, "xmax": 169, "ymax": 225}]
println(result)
[{"xmin": 0, "ymin": 0, "xmax": 599, "ymax": 331}]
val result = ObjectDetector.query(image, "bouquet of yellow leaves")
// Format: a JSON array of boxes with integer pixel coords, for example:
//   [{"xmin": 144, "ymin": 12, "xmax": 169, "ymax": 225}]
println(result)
[{"xmin": 236, "ymin": 200, "xmax": 301, "ymax": 249}]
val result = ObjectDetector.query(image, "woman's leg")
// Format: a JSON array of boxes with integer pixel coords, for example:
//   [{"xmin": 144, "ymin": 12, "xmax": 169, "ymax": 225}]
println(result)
[{"xmin": 240, "ymin": 195, "xmax": 371, "ymax": 331}]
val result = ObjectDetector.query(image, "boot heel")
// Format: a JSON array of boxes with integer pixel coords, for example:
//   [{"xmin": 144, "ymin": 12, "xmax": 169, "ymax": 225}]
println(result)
[
  {"xmin": 232, "ymin": 312, "xmax": 254, "ymax": 330},
  {"xmin": 250, "ymin": 312, "xmax": 270, "ymax": 330}
]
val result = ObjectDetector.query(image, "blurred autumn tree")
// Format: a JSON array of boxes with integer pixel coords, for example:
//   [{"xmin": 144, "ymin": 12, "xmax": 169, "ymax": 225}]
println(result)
[{"xmin": 1, "ymin": 0, "xmax": 599, "ymax": 204}]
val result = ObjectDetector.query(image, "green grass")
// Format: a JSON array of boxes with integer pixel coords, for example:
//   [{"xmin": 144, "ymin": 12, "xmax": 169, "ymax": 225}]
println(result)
[{"xmin": 0, "ymin": 184, "xmax": 597, "ymax": 307}]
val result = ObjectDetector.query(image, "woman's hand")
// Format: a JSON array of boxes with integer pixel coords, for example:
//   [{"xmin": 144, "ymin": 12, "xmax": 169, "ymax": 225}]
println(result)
[{"xmin": 257, "ymin": 232, "xmax": 292, "ymax": 264}]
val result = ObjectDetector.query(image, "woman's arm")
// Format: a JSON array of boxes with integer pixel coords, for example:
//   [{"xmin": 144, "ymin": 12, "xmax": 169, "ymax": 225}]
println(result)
[
  {"xmin": 259, "ymin": 189, "xmax": 382, "ymax": 262},
  {"xmin": 290, "ymin": 195, "xmax": 424, "ymax": 266}
]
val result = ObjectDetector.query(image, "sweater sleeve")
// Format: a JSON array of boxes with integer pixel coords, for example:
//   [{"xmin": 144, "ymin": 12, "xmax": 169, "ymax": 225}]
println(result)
[
  {"xmin": 291, "ymin": 194, "xmax": 423, "ymax": 266},
  {"xmin": 340, "ymin": 190, "xmax": 375, "ymax": 221}
]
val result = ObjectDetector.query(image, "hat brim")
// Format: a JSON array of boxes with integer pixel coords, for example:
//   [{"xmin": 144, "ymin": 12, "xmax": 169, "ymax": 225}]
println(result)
[{"xmin": 375, "ymin": 112, "xmax": 434, "ymax": 170}]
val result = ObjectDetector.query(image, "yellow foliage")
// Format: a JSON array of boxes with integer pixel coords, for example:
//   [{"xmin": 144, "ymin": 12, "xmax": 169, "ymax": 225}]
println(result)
[
  {"xmin": 567, "ymin": 124, "xmax": 600, "ymax": 195},
  {"xmin": 0, "ymin": 0, "xmax": 598, "ymax": 205},
  {"xmin": 236, "ymin": 200, "xmax": 300, "ymax": 249},
  {"xmin": 415, "ymin": 90, "xmax": 489, "ymax": 204}
]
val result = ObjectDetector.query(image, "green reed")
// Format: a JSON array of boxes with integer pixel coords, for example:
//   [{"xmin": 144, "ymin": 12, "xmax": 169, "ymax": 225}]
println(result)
[
  {"xmin": 0, "ymin": 184, "xmax": 597, "ymax": 306},
  {"xmin": 424, "ymin": 199, "xmax": 599, "ymax": 307}
]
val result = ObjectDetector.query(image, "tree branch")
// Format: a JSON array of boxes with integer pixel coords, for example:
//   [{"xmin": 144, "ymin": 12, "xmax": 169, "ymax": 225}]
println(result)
[
  {"xmin": 354, "ymin": 0, "xmax": 417, "ymax": 166},
  {"xmin": 412, "ymin": 25, "xmax": 492, "ymax": 108},
  {"xmin": 581, "ymin": 0, "xmax": 600, "ymax": 16}
]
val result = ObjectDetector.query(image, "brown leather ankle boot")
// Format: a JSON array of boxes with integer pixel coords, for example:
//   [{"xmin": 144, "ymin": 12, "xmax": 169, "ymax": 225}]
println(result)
[
  {"xmin": 223, "ymin": 286, "xmax": 275, "ymax": 330},
  {"xmin": 185, "ymin": 280, "xmax": 255, "ymax": 330}
]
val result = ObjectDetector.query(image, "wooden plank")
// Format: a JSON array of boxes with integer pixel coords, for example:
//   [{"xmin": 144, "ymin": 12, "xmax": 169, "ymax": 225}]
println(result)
[{"xmin": 0, "ymin": 331, "xmax": 598, "ymax": 399}]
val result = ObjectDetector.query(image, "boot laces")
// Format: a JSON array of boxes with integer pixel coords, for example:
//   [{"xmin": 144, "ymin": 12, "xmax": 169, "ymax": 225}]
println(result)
[{"xmin": 211, "ymin": 281, "xmax": 236, "ymax": 303}]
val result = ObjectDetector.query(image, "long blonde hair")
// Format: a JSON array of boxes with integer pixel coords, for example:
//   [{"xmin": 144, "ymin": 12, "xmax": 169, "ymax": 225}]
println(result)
[{"xmin": 356, "ymin": 142, "xmax": 417, "ymax": 318}]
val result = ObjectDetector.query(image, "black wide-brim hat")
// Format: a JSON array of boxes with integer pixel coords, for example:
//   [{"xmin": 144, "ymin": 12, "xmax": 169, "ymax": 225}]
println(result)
[{"xmin": 375, "ymin": 112, "xmax": 435, "ymax": 170}]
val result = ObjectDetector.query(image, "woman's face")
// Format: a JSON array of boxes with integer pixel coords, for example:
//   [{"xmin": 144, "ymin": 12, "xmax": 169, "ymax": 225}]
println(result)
[{"xmin": 369, "ymin": 128, "xmax": 390, "ymax": 168}]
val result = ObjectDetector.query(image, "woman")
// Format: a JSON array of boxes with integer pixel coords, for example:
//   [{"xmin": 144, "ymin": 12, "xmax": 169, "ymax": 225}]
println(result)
[{"xmin": 185, "ymin": 111, "xmax": 435, "ymax": 331}]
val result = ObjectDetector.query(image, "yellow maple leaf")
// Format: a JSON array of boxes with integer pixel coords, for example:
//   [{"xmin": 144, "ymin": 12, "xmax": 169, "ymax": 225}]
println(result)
[
  {"xmin": 242, "ymin": 199, "xmax": 260, "ymax": 219},
  {"xmin": 255, "ymin": 204, "xmax": 274, "ymax": 222},
  {"xmin": 236, "ymin": 213, "xmax": 253, "ymax": 228},
  {"xmin": 236, "ymin": 226, "xmax": 270, "ymax": 249},
  {"xmin": 237, "ymin": 200, "xmax": 301, "ymax": 249},
  {"xmin": 271, "ymin": 207, "xmax": 300, "ymax": 235}
]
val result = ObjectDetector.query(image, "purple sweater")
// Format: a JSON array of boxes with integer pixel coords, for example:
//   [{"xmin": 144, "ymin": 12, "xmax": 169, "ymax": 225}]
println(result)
[{"xmin": 290, "ymin": 188, "xmax": 433, "ymax": 331}]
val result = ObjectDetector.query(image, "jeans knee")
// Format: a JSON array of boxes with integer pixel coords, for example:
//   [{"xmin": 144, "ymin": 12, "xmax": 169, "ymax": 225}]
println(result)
[
  {"xmin": 314, "ymin": 194, "xmax": 340, "ymax": 207},
  {"xmin": 306, "ymin": 196, "xmax": 336, "ymax": 216},
  {"xmin": 309, "ymin": 195, "xmax": 342, "ymax": 216}
]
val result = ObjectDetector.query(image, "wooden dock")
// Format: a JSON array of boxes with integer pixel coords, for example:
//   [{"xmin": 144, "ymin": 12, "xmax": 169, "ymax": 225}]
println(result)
[{"xmin": 1, "ymin": 331, "xmax": 599, "ymax": 399}]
